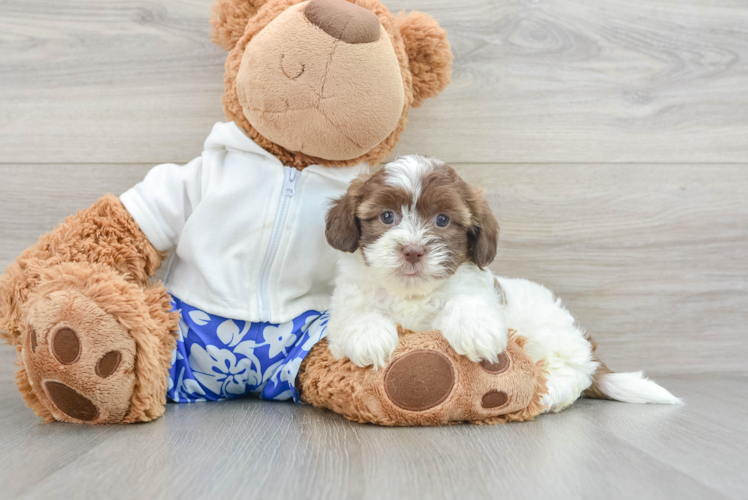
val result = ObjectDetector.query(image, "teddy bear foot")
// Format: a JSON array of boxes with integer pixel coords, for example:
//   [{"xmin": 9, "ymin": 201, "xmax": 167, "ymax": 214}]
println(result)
[
  {"xmin": 298, "ymin": 328, "xmax": 548, "ymax": 426},
  {"xmin": 22, "ymin": 290, "xmax": 138, "ymax": 424},
  {"xmin": 13, "ymin": 262, "xmax": 178, "ymax": 424}
]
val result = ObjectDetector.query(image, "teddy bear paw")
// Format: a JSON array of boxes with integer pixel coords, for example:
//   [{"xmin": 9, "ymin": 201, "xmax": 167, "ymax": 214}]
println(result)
[
  {"xmin": 22, "ymin": 290, "xmax": 138, "ymax": 424},
  {"xmin": 383, "ymin": 348, "xmax": 515, "ymax": 415},
  {"xmin": 375, "ymin": 330, "xmax": 546, "ymax": 425}
]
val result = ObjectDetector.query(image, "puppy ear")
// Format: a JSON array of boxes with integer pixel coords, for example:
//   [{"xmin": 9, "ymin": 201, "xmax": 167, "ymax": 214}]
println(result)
[
  {"xmin": 325, "ymin": 178, "xmax": 365, "ymax": 253},
  {"xmin": 397, "ymin": 12, "xmax": 453, "ymax": 108},
  {"xmin": 210, "ymin": 0, "xmax": 269, "ymax": 51},
  {"xmin": 468, "ymin": 191, "xmax": 499, "ymax": 268}
]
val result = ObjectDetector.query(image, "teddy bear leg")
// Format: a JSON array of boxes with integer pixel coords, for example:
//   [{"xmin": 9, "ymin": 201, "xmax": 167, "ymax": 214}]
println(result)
[
  {"xmin": 17, "ymin": 262, "xmax": 177, "ymax": 424},
  {"xmin": 298, "ymin": 331, "xmax": 548, "ymax": 426}
]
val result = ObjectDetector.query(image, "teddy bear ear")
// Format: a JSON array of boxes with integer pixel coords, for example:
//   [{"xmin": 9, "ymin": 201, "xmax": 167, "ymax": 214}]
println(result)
[
  {"xmin": 397, "ymin": 11, "xmax": 454, "ymax": 108},
  {"xmin": 210, "ymin": 0, "xmax": 269, "ymax": 51}
]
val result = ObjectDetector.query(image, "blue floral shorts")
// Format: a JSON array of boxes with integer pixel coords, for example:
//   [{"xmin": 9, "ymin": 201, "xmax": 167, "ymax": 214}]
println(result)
[{"xmin": 167, "ymin": 296, "xmax": 329, "ymax": 404}]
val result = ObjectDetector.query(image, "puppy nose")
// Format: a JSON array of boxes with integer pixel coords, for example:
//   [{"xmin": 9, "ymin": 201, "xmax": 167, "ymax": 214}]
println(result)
[
  {"xmin": 304, "ymin": 0, "xmax": 381, "ymax": 44},
  {"xmin": 403, "ymin": 245, "xmax": 425, "ymax": 264}
]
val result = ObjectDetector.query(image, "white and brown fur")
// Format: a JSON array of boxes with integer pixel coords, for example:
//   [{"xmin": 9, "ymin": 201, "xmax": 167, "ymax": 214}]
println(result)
[{"xmin": 325, "ymin": 155, "xmax": 681, "ymax": 412}]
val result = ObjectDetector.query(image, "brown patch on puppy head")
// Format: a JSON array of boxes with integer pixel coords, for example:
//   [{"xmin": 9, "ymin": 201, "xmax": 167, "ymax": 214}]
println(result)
[
  {"xmin": 379, "ymin": 156, "xmax": 499, "ymax": 273},
  {"xmin": 216, "ymin": 0, "xmax": 452, "ymax": 169},
  {"xmin": 409, "ymin": 157, "xmax": 499, "ymax": 269},
  {"xmin": 413, "ymin": 162, "xmax": 476, "ymax": 274},
  {"xmin": 326, "ymin": 169, "xmax": 412, "ymax": 254},
  {"xmin": 416, "ymin": 163, "xmax": 473, "ymax": 227},
  {"xmin": 466, "ymin": 189, "xmax": 499, "ymax": 269},
  {"xmin": 355, "ymin": 170, "xmax": 411, "ymax": 254},
  {"xmin": 325, "ymin": 176, "xmax": 367, "ymax": 253}
]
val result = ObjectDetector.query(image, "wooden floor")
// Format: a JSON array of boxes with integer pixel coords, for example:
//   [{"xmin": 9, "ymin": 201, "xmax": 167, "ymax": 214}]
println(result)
[
  {"xmin": 1, "ymin": 0, "xmax": 748, "ymax": 498},
  {"xmin": 1, "ymin": 345, "xmax": 747, "ymax": 500}
]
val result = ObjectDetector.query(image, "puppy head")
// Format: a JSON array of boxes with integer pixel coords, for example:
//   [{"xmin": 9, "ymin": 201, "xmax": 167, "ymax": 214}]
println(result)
[{"xmin": 326, "ymin": 155, "xmax": 499, "ymax": 296}]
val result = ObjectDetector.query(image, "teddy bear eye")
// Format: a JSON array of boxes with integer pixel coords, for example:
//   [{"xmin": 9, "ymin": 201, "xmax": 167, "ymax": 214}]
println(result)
[
  {"xmin": 380, "ymin": 211, "xmax": 395, "ymax": 225},
  {"xmin": 435, "ymin": 214, "xmax": 450, "ymax": 227}
]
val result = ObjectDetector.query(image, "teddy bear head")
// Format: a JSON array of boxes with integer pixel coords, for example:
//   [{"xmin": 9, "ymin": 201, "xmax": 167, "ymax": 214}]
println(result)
[{"xmin": 211, "ymin": 0, "xmax": 453, "ymax": 168}]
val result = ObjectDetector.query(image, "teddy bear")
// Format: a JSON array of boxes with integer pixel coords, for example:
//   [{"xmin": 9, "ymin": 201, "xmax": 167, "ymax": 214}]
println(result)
[{"xmin": 0, "ymin": 0, "xmax": 548, "ymax": 425}]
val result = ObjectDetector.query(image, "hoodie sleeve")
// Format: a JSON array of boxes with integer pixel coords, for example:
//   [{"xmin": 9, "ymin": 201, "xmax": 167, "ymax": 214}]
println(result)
[{"xmin": 120, "ymin": 157, "xmax": 203, "ymax": 252}]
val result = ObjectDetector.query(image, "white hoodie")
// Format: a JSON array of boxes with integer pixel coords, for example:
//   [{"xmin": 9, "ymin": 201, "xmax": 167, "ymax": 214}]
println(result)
[{"xmin": 120, "ymin": 122, "xmax": 366, "ymax": 323}]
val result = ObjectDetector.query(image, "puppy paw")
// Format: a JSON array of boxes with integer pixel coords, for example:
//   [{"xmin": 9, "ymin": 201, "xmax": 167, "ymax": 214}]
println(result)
[
  {"xmin": 327, "ymin": 314, "xmax": 399, "ymax": 370},
  {"xmin": 434, "ymin": 300, "xmax": 508, "ymax": 363}
]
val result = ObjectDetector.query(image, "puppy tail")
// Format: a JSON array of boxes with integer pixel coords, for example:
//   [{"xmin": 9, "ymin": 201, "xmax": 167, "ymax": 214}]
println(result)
[
  {"xmin": 585, "ymin": 369, "xmax": 683, "ymax": 405},
  {"xmin": 583, "ymin": 336, "xmax": 682, "ymax": 405}
]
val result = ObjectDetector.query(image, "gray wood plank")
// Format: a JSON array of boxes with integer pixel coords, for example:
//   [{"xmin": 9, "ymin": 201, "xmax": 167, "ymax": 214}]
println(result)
[
  {"xmin": 392, "ymin": 0, "xmax": 748, "ymax": 164},
  {"xmin": 2, "ymin": 0, "xmax": 748, "ymax": 164},
  {"xmin": 1, "ymin": 163, "xmax": 746, "ymax": 374},
  {"xmin": 0, "ymin": 164, "xmax": 153, "ymax": 258},
  {"xmin": 1, "ymin": 345, "xmax": 746, "ymax": 500},
  {"xmin": 0, "ymin": 0, "xmax": 225, "ymax": 165}
]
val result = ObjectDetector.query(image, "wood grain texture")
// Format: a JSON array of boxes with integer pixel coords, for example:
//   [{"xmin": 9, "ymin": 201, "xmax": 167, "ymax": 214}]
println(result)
[
  {"xmin": 1, "ymin": 163, "xmax": 746, "ymax": 374},
  {"xmin": 1, "ymin": 345, "xmax": 746, "ymax": 500},
  {"xmin": 2, "ymin": 0, "xmax": 748, "ymax": 164}
]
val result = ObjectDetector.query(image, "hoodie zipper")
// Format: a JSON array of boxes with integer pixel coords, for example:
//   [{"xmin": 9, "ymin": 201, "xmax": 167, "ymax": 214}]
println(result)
[{"xmin": 257, "ymin": 166, "xmax": 299, "ymax": 321}]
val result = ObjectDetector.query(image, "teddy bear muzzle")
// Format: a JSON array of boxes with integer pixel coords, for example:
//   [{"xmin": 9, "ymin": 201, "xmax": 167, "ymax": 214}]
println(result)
[{"xmin": 235, "ymin": 1, "xmax": 405, "ymax": 162}]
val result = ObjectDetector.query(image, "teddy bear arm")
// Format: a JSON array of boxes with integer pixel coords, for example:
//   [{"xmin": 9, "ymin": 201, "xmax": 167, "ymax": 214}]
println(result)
[{"xmin": 0, "ymin": 194, "xmax": 164, "ymax": 346}]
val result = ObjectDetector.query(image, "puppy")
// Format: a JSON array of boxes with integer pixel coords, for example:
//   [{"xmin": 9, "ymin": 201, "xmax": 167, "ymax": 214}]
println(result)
[
  {"xmin": 325, "ymin": 155, "xmax": 681, "ymax": 413},
  {"xmin": 324, "ymin": 155, "xmax": 507, "ymax": 370}
]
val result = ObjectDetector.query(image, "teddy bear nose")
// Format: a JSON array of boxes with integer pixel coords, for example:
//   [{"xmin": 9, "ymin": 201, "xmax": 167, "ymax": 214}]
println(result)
[{"xmin": 304, "ymin": 0, "xmax": 381, "ymax": 44}]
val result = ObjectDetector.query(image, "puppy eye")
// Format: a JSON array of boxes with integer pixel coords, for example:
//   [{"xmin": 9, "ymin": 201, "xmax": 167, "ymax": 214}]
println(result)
[
  {"xmin": 435, "ymin": 214, "xmax": 450, "ymax": 227},
  {"xmin": 381, "ymin": 211, "xmax": 395, "ymax": 225}
]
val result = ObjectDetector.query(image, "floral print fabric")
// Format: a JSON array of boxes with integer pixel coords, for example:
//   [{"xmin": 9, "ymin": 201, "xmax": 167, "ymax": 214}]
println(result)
[{"xmin": 167, "ymin": 296, "xmax": 329, "ymax": 403}]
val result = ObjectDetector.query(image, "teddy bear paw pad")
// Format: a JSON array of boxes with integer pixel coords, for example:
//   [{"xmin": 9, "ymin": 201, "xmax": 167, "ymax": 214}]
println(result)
[
  {"xmin": 45, "ymin": 381, "xmax": 100, "ymax": 421},
  {"xmin": 51, "ymin": 327, "xmax": 82, "ymax": 364},
  {"xmin": 95, "ymin": 351, "xmax": 122, "ymax": 378},
  {"xmin": 479, "ymin": 351, "xmax": 511, "ymax": 375},
  {"xmin": 481, "ymin": 390, "xmax": 509, "ymax": 409},
  {"xmin": 384, "ymin": 350, "xmax": 455, "ymax": 411}
]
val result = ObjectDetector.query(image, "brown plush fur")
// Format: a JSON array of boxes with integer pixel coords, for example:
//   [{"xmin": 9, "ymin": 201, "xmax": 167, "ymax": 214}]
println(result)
[
  {"xmin": 0, "ymin": 195, "xmax": 163, "ymax": 346},
  {"xmin": 211, "ymin": 0, "xmax": 270, "ymax": 50},
  {"xmin": 0, "ymin": 196, "xmax": 178, "ymax": 423},
  {"xmin": 14, "ymin": 361, "xmax": 55, "ymax": 423},
  {"xmin": 298, "ymin": 329, "xmax": 547, "ymax": 426},
  {"xmin": 214, "ymin": 0, "xmax": 452, "ymax": 169},
  {"xmin": 397, "ymin": 11, "xmax": 454, "ymax": 108}
]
